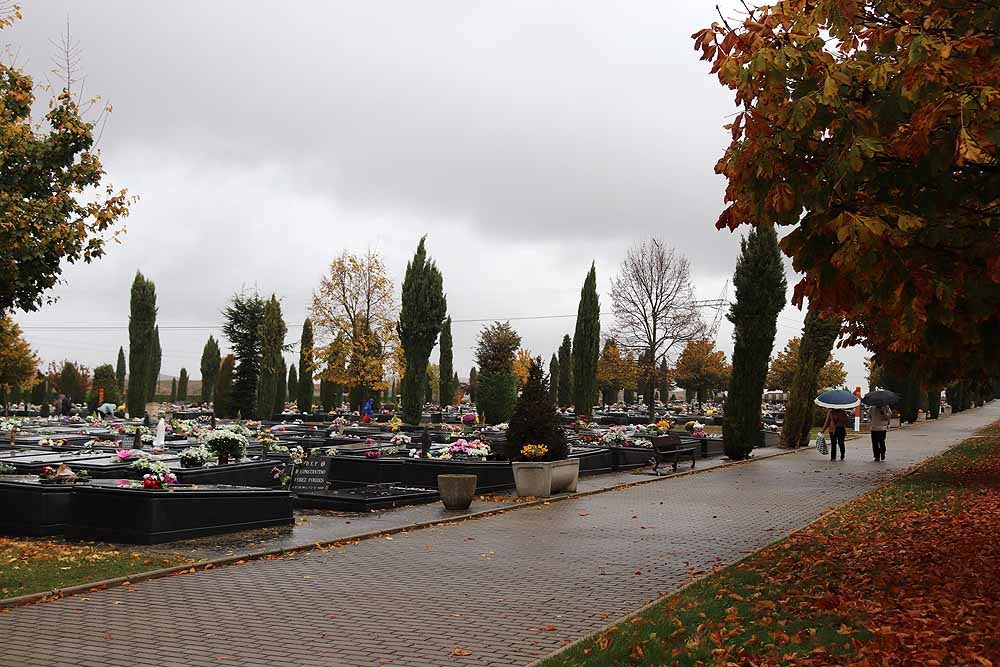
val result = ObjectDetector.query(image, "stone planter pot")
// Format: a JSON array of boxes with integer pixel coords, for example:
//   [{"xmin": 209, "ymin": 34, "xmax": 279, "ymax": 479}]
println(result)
[
  {"xmin": 511, "ymin": 459, "xmax": 580, "ymax": 498},
  {"xmin": 437, "ymin": 474, "xmax": 477, "ymax": 510},
  {"xmin": 762, "ymin": 431, "xmax": 781, "ymax": 447}
]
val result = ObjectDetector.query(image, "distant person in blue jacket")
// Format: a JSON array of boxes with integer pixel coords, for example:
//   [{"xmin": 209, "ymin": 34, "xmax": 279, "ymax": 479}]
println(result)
[{"xmin": 362, "ymin": 398, "xmax": 374, "ymax": 418}]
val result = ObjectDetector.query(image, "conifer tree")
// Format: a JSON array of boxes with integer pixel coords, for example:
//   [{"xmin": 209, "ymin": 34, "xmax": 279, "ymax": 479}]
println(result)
[
  {"xmin": 297, "ymin": 318, "xmax": 315, "ymax": 412},
  {"xmin": 557, "ymin": 335, "xmax": 573, "ymax": 407},
  {"xmin": 273, "ymin": 357, "xmax": 287, "ymax": 416},
  {"xmin": 126, "ymin": 272, "xmax": 157, "ymax": 417},
  {"xmin": 781, "ymin": 307, "xmax": 841, "ymax": 448},
  {"xmin": 255, "ymin": 295, "xmax": 287, "ymax": 419},
  {"xmin": 439, "ymin": 316, "xmax": 454, "ymax": 407},
  {"xmin": 474, "ymin": 322, "xmax": 520, "ymax": 423},
  {"xmin": 147, "ymin": 326, "xmax": 161, "ymax": 402},
  {"xmin": 469, "ymin": 367, "xmax": 478, "ymax": 404},
  {"xmin": 549, "ymin": 354, "xmax": 559, "ymax": 404},
  {"xmin": 214, "ymin": 354, "xmax": 236, "ymax": 418},
  {"xmin": 199, "ymin": 336, "xmax": 221, "ymax": 404},
  {"xmin": 223, "ymin": 291, "xmax": 266, "ymax": 417},
  {"xmin": 723, "ymin": 225, "xmax": 786, "ymax": 459},
  {"xmin": 572, "ymin": 263, "xmax": 601, "ymax": 417},
  {"xmin": 398, "ymin": 237, "xmax": 447, "ymax": 423},
  {"xmin": 287, "ymin": 363, "xmax": 297, "ymax": 410},
  {"xmin": 177, "ymin": 368, "xmax": 189, "ymax": 401},
  {"xmin": 115, "ymin": 347, "xmax": 126, "ymax": 394},
  {"xmin": 507, "ymin": 357, "xmax": 566, "ymax": 461},
  {"xmin": 169, "ymin": 377, "xmax": 177, "ymax": 402}
]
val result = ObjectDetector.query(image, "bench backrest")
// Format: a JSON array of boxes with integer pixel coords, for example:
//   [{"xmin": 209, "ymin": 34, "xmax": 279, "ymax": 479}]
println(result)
[{"xmin": 652, "ymin": 434, "xmax": 682, "ymax": 452}]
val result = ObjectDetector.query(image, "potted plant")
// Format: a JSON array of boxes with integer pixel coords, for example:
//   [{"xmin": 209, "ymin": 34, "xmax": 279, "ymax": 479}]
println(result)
[
  {"xmin": 179, "ymin": 445, "xmax": 212, "ymax": 468},
  {"xmin": 203, "ymin": 429, "xmax": 248, "ymax": 465},
  {"xmin": 507, "ymin": 358, "xmax": 577, "ymax": 497}
]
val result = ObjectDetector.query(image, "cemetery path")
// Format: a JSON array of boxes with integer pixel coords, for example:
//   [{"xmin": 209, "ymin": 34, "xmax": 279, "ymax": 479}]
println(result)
[{"xmin": 3, "ymin": 404, "xmax": 997, "ymax": 667}]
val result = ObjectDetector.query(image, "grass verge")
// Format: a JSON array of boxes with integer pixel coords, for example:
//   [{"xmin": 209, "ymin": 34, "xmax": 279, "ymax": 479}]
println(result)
[
  {"xmin": 540, "ymin": 424, "xmax": 1000, "ymax": 666},
  {"xmin": 0, "ymin": 538, "xmax": 188, "ymax": 600}
]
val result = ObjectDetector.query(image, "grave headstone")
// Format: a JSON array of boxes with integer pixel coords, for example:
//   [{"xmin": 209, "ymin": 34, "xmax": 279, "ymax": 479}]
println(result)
[{"xmin": 290, "ymin": 455, "xmax": 332, "ymax": 494}]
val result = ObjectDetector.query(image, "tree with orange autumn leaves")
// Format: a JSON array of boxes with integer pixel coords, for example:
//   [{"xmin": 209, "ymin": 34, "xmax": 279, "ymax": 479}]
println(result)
[{"xmin": 694, "ymin": 0, "xmax": 1000, "ymax": 383}]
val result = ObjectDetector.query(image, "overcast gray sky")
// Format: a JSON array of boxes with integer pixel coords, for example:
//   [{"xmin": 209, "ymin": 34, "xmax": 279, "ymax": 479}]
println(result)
[{"xmin": 9, "ymin": 1, "xmax": 867, "ymax": 391}]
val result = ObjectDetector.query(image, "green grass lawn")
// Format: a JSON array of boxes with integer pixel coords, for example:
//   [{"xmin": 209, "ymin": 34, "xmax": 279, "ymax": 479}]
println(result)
[
  {"xmin": 540, "ymin": 424, "xmax": 1000, "ymax": 666},
  {"xmin": 0, "ymin": 539, "xmax": 189, "ymax": 600}
]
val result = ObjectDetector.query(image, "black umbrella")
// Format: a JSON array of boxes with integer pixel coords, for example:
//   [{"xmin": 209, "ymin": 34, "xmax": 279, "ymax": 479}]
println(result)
[{"xmin": 862, "ymin": 389, "xmax": 900, "ymax": 407}]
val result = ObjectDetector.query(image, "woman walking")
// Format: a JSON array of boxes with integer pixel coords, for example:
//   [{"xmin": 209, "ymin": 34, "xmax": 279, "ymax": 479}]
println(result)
[
  {"xmin": 823, "ymin": 408, "xmax": 849, "ymax": 461},
  {"xmin": 869, "ymin": 404, "xmax": 891, "ymax": 461}
]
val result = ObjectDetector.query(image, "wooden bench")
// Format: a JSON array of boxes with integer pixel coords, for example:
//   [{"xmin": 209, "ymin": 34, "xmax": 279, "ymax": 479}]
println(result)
[{"xmin": 650, "ymin": 434, "xmax": 697, "ymax": 474}]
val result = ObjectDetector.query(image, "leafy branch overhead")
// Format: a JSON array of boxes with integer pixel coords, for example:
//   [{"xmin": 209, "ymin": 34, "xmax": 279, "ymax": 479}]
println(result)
[{"xmin": 694, "ymin": 0, "xmax": 1000, "ymax": 382}]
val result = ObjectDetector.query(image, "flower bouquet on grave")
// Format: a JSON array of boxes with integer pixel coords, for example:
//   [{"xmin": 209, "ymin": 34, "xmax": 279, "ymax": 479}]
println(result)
[
  {"xmin": 142, "ymin": 466, "xmax": 178, "ymax": 490},
  {"xmin": 203, "ymin": 429, "xmax": 248, "ymax": 465},
  {"xmin": 178, "ymin": 445, "xmax": 212, "ymax": 468},
  {"xmin": 116, "ymin": 448, "xmax": 148, "ymax": 462},
  {"xmin": 446, "ymin": 438, "xmax": 491, "ymax": 460}
]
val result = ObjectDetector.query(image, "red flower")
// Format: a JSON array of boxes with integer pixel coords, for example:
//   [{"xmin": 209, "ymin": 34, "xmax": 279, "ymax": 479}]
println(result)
[
  {"xmin": 362, "ymin": 415, "xmax": 371, "ymax": 423},
  {"xmin": 40, "ymin": 466, "xmax": 53, "ymax": 474},
  {"xmin": 142, "ymin": 477, "xmax": 161, "ymax": 489}
]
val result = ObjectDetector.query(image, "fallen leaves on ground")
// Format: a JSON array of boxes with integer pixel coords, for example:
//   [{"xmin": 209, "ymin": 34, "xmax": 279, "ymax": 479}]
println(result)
[{"xmin": 541, "ymin": 427, "xmax": 1000, "ymax": 666}]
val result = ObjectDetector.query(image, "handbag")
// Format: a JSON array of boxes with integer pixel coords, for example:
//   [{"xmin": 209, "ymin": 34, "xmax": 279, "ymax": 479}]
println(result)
[{"xmin": 815, "ymin": 432, "xmax": 828, "ymax": 456}]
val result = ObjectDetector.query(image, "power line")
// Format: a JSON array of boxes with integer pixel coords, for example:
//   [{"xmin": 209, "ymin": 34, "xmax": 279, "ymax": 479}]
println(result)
[{"xmin": 20, "ymin": 303, "xmax": 733, "ymax": 331}]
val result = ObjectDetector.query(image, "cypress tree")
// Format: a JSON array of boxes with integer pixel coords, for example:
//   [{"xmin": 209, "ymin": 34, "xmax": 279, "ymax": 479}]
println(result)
[
  {"xmin": 439, "ymin": 316, "xmax": 454, "ymax": 407},
  {"xmin": 781, "ymin": 307, "xmax": 841, "ymax": 448},
  {"xmin": 723, "ymin": 225, "xmax": 786, "ymax": 460},
  {"xmin": 452, "ymin": 372, "xmax": 460, "ymax": 404},
  {"xmin": 199, "ymin": 336, "xmax": 221, "ymax": 404},
  {"xmin": 398, "ymin": 237, "xmax": 447, "ymax": 423},
  {"xmin": 148, "ymin": 326, "xmax": 161, "ymax": 402},
  {"xmin": 223, "ymin": 291, "xmax": 266, "ymax": 417},
  {"xmin": 169, "ymin": 377, "xmax": 177, "ymax": 402},
  {"xmin": 572, "ymin": 263, "xmax": 601, "ymax": 417},
  {"xmin": 214, "ymin": 354, "xmax": 236, "ymax": 418},
  {"xmin": 557, "ymin": 335, "xmax": 573, "ymax": 408},
  {"xmin": 177, "ymin": 368, "xmax": 189, "ymax": 401},
  {"xmin": 255, "ymin": 295, "xmax": 287, "ymax": 419},
  {"xmin": 549, "ymin": 354, "xmax": 559, "ymax": 404},
  {"xmin": 297, "ymin": 318, "xmax": 314, "ymax": 412},
  {"xmin": 469, "ymin": 367, "xmax": 478, "ymax": 405},
  {"xmin": 425, "ymin": 370, "xmax": 434, "ymax": 403},
  {"xmin": 657, "ymin": 358, "xmax": 671, "ymax": 403},
  {"xmin": 115, "ymin": 347, "xmax": 126, "ymax": 394},
  {"xmin": 274, "ymin": 357, "xmax": 287, "ymax": 416},
  {"xmin": 287, "ymin": 363, "xmax": 297, "ymax": 410},
  {"xmin": 126, "ymin": 272, "xmax": 157, "ymax": 417}
]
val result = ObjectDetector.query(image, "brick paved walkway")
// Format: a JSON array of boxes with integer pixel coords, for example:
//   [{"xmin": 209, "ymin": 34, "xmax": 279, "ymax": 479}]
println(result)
[{"xmin": 3, "ymin": 404, "xmax": 996, "ymax": 667}]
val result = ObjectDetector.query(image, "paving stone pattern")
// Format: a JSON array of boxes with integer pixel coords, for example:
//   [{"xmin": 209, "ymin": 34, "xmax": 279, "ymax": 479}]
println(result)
[{"xmin": 2, "ymin": 405, "xmax": 996, "ymax": 667}]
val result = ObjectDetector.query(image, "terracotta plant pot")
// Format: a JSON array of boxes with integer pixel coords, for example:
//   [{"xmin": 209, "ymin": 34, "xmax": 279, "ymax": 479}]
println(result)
[{"xmin": 437, "ymin": 474, "xmax": 477, "ymax": 510}]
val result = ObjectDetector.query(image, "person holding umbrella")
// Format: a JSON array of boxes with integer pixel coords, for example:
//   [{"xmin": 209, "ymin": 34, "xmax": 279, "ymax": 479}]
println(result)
[
  {"xmin": 862, "ymin": 389, "xmax": 900, "ymax": 462},
  {"xmin": 815, "ymin": 389, "xmax": 861, "ymax": 461}
]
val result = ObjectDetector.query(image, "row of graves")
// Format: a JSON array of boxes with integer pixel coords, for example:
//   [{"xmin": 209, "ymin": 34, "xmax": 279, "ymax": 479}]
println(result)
[{"xmin": 0, "ymin": 403, "xmax": 743, "ymax": 546}]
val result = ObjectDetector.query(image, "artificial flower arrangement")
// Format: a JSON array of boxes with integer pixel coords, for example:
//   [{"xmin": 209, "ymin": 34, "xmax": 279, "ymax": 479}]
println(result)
[
  {"xmin": 630, "ymin": 438, "xmax": 654, "ymax": 449},
  {"xmin": 142, "ymin": 466, "xmax": 178, "ymax": 489},
  {"xmin": 203, "ymin": 429, "xmax": 248, "ymax": 464},
  {"xmin": 0, "ymin": 417, "xmax": 22, "ymax": 432},
  {"xmin": 390, "ymin": 433, "xmax": 412, "ymax": 446},
  {"xmin": 482, "ymin": 422, "xmax": 509, "ymax": 433},
  {"xmin": 306, "ymin": 446, "xmax": 335, "ymax": 459},
  {"xmin": 170, "ymin": 418, "xmax": 197, "ymax": 435},
  {"xmin": 0, "ymin": 462, "xmax": 15, "ymax": 474},
  {"xmin": 37, "ymin": 438, "xmax": 66, "ymax": 447},
  {"xmin": 443, "ymin": 424, "xmax": 463, "ymax": 434},
  {"xmin": 132, "ymin": 458, "xmax": 172, "ymax": 476},
  {"xmin": 288, "ymin": 445, "xmax": 306, "ymax": 465},
  {"xmin": 256, "ymin": 429, "xmax": 279, "ymax": 448},
  {"xmin": 115, "ymin": 448, "xmax": 147, "ymax": 462},
  {"xmin": 448, "ymin": 438, "xmax": 490, "ymax": 459},
  {"xmin": 388, "ymin": 416, "xmax": 403, "ymax": 431},
  {"xmin": 600, "ymin": 427, "xmax": 631, "ymax": 446},
  {"xmin": 178, "ymin": 445, "xmax": 212, "ymax": 467},
  {"xmin": 519, "ymin": 444, "xmax": 549, "ymax": 460},
  {"xmin": 364, "ymin": 450, "xmax": 381, "ymax": 459},
  {"xmin": 37, "ymin": 463, "xmax": 87, "ymax": 483},
  {"xmin": 221, "ymin": 423, "xmax": 253, "ymax": 438},
  {"xmin": 691, "ymin": 422, "xmax": 707, "ymax": 439},
  {"xmin": 461, "ymin": 413, "xmax": 478, "ymax": 425},
  {"xmin": 655, "ymin": 419, "xmax": 671, "ymax": 430}
]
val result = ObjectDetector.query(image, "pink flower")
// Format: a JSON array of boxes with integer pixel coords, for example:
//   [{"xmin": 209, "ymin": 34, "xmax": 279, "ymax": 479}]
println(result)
[{"xmin": 116, "ymin": 449, "xmax": 134, "ymax": 461}]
